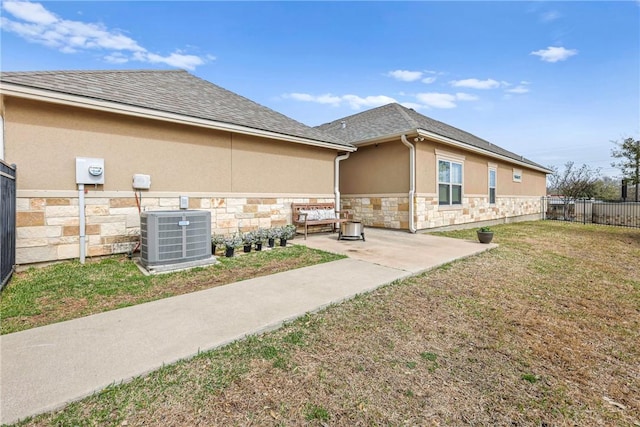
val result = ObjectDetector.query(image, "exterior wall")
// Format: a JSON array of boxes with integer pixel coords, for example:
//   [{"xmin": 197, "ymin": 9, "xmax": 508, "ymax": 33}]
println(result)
[
  {"xmin": 16, "ymin": 191, "xmax": 334, "ymax": 264},
  {"xmin": 416, "ymin": 141, "xmax": 547, "ymax": 197},
  {"xmin": 340, "ymin": 141, "xmax": 408, "ymax": 194},
  {"xmin": 4, "ymin": 97, "xmax": 335, "ymax": 193},
  {"xmin": 342, "ymin": 139, "xmax": 547, "ymax": 231},
  {"xmin": 341, "ymin": 194, "xmax": 542, "ymax": 231},
  {"xmin": 5, "ymin": 96, "xmax": 339, "ymax": 264}
]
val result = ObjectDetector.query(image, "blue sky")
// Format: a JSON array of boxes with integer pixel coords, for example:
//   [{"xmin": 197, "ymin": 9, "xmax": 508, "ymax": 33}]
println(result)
[{"xmin": 1, "ymin": 1, "xmax": 638, "ymax": 177}]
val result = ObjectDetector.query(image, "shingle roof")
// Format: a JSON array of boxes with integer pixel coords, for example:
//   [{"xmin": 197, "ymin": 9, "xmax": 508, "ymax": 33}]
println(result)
[
  {"xmin": 317, "ymin": 103, "xmax": 549, "ymax": 170},
  {"xmin": 0, "ymin": 69, "xmax": 351, "ymax": 149}
]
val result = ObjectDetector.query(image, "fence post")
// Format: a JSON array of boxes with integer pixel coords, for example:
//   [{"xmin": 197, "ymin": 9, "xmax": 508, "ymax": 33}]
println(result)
[{"xmin": 1, "ymin": 161, "xmax": 17, "ymax": 290}]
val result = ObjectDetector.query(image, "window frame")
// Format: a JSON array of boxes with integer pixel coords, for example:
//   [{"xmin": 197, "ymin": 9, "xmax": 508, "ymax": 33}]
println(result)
[
  {"xmin": 436, "ymin": 151, "xmax": 465, "ymax": 206},
  {"xmin": 488, "ymin": 164, "xmax": 497, "ymax": 205}
]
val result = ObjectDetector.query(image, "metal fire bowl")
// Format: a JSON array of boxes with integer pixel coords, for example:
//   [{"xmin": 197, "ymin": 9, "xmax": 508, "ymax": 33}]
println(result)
[{"xmin": 339, "ymin": 221, "xmax": 365, "ymax": 241}]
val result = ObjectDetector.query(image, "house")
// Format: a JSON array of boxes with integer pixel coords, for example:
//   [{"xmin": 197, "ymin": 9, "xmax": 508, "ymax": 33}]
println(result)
[
  {"xmin": 317, "ymin": 103, "xmax": 551, "ymax": 231},
  {"xmin": 1, "ymin": 70, "xmax": 550, "ymax": 266},
  {"xmin": 0, "ymin": 70, "xmax": 355, "ymax": 264}
]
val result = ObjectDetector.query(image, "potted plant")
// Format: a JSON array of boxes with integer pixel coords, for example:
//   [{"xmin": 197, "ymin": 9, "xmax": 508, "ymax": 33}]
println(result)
[
  {"xmin": 279, "ymin": 224, "xmax": 296, "ymax": 247},
  {"xmin": 242, "ymin": 231, "xmax": 255, "ymax": 253},
  {"xmin": 254, "ymin": 228, "xmax": 267, "ymax": 251},
  {"xmin": 267, "ymin": 227, "xmax": 279, "ymax": 248},
  {"xmin": 211, "ymin": 234, "xmax": 225, "ymax": 255},
  {"xmin": 223, "ymin": 233, "xmax": 242, "ymax": 257},
  {"xmin": 477, "ymin": 226, "xmax": 494, "ymax": 244}
]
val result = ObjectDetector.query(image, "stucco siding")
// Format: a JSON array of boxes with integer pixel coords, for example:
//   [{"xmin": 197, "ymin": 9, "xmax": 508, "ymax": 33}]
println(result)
[
  {"xmin": 4, "ymin": 97, "xmax": 233, "ymax": 192},
  {"xmin": 340, "ymin": 142, "xmax": 408, "ymax": 194},
  {"xmin": 231, "ymin": 134, "xmax": 334, "ymax": 194}
]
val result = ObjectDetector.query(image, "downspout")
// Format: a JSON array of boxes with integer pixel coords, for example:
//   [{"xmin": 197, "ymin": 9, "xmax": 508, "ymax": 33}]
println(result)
[
  {"xmin": 400, "ymin": 135, "xmax": 417, "ymax": 233},
  {"xmin": 78, "ymin": 184, "xmax": 86, "ymax": 264},
  {"xmin": 334, "ymin": 152, "xmax": 350, "ymax": 211}
]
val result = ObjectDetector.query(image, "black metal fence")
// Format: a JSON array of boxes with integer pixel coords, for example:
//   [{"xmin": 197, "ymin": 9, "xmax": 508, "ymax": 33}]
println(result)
[
  {"xmin": 542, "ymin": 197, "xmax": 640, "ymax": 229},
  {"xmin": 1, "ymin": 161, "xmax": 17, "ymax": 290}
]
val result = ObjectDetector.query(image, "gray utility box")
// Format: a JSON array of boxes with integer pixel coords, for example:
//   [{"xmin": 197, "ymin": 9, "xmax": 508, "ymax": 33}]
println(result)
[{"xmin": 140, "ymin": 210, "xmax": 211, "ymax": 268}]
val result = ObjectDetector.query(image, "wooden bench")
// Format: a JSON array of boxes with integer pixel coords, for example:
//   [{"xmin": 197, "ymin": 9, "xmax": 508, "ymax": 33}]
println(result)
[{"xmin": 292, "ymin": 203, "xmax": 351, "ymax": 239}]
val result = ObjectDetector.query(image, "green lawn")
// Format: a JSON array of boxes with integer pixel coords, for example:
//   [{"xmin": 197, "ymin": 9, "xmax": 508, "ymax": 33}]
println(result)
[
  {"xmin": 1, "ymin": 245, "xmax": 344, "ymax": 334},
  {"xmin": 8, "ymin": 221, "xmax": 640, "ymax": 426}
]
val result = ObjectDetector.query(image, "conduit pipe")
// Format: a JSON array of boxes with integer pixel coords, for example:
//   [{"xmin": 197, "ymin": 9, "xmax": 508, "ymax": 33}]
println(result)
[
  {"xmin": 334, "ymin": 152, "xmax": 350, "ymax": 211},
  {"xmin": 400, "ymin": 135, "xmax": 417, "ymax": 233},
  {"xmin": 78, "ymin": 184, "xmax": 86, "ymax": 264}
]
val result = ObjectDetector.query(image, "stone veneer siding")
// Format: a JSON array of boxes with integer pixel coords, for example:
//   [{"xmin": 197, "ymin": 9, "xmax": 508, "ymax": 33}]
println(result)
[
  {"xmin": 341, "ymin": 195, "xmax": 542, "ymax": 230},
  {"xmin": 16, "ymin": 193, "xmax": 333, "ymax": 265}
]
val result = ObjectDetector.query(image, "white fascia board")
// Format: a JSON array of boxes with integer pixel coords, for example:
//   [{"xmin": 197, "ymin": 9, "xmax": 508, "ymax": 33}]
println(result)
[
  {"xmin": 0, "ymin": 83, "xmax": 356, "ymax": 152},
  {"xmin": 417, "ymin": 129, "xmax": 552, "ymax": 174},
  {"xmin": 352, "ymin": 131, "xmax": 419, "ymax": 147}
]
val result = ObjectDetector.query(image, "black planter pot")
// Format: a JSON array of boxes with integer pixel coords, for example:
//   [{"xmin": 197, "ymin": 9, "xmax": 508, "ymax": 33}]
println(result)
[
  {"xmin": 225, "ymin": 246, "xmax": 235, "ymax": 257},
  {"xmin": 255, "ymin": 242, "xmax": 262, "ymax": 251},
  {"xmin": 243, "ymin": 245, "xmax": 252, "ymax": 253},
  {"xmin": 211, "ymin": 243, "xmax": 216, "ymax": 255},
  {"xmin": 477, "ymin": 231, "xmax": 494, "ymax": 244},
  {"xmin": 280, "ymin": 239, "xmax": 287, "ymax": 247},
  {"xmin": 268, "ymin": 238, "xmax": 275, "ymax": 248}
]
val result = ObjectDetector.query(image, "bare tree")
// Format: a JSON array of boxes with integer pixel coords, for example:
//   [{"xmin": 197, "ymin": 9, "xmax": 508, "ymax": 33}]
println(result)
[
  {"xmin": 547, "ymin": 162, "xmax": 600, "ymax": 220},
  {"xmin": 548, "ymin": 162, "xmax": 600, "ymax": 199},
  {"xmin": 611, "ymin": 137, "xmax": 640, "ymax": 201}
]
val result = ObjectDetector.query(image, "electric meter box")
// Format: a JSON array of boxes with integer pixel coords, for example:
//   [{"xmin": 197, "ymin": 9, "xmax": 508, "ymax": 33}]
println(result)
[
  {"xmin": 132, "ymin": 174, "xmax": 151, "ymax": 190},
  {"xmin": 75, "ymin": 157, "xmax": 105, "ymax": 185}
]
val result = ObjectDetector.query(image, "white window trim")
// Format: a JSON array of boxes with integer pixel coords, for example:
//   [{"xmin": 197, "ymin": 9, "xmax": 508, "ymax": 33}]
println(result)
[
  {"xmin": 513, "ymin": 168, "xmax": 523, "ymax": 183},
  {"xmin": 437, "ymin": 154, "xmax": 464, "ymax": 206},
  {"xmin": 488, "ymin": 165, "xmax": 497, "ymax": 205}
]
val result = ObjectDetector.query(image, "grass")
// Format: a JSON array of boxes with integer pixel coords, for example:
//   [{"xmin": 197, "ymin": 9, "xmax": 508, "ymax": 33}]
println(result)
[
  {"xmin": 8, "ymin": 221, "xmax": 640, "ymax": 426},
  {"xmin": 0, "ymin": 245, "xmax": 344, "ymax": 334}
]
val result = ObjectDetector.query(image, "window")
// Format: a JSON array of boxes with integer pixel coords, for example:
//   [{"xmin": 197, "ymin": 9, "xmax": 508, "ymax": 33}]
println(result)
[
  {"xmin": 489, "ymin": 167, "xmax": 497, "ymax": 204},
  {"xmin": 513, "ymin": 168, "xmax": 522, "ymax": 183},
  {"xmin": 438, "ymin": 160, "xmax": 463, "ymax": 205}
]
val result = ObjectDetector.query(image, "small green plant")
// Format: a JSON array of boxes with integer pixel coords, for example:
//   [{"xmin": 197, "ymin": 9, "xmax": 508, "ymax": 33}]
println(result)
[
  {"xmin": 242, "ymin": 231, "xmax": 257, "ymax": 246},
  {"xmin": 304, "ymin": 403, "xmax": 330, "ymax": 422},
  {"xmin": 211, "ymin": 234, "xmax": 225, "ymax": 247},
  {"xmin": 255, "ymin": 227, "xmax": 268, "ymax": 243},
  {"xmin": 223, "ymin": 233, "xmax": 242, "ymax": 249},
  {"xmin": 521, "ymin": 373, "xmax": 538, "ymax": 384},
  {"xmin": 420, "ymin": 352, "xmax": 438, "ymax": 362},
  {"xmin": 478, "ymin": 226, "xmax": 493, "ymax": 233},
  {"xmin": 280, "ymin": 224, "xmax": 297, "ymax": 240}
]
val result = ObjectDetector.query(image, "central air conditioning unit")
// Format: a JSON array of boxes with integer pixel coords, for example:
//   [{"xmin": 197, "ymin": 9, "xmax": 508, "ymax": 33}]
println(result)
[{"xmin": 140, "ymin": 210, "xmax": 213, "ymax": 271}]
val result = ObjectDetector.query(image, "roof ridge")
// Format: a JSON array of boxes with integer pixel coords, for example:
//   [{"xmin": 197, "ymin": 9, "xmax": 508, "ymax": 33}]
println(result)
[
  {"xmin": 393, "ymin": 103, "xmax": 420, "ymax": 130},
  {"xmin": 0, "ymin": 69, "xmax": 186, "ymax": 77}
]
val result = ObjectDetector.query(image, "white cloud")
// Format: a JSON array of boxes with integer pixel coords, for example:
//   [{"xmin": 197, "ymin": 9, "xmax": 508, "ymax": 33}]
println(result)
[
  {"xmin": 343, "ymin": 94, "xmax": 397, "ymax": 109},
  {"xmin": 421, "ymin": 76, "xmax": 436, "ymax": 84},
  {"xmin": 530, "ymin": 46, "xmax": 578, "ymax": 63},
  {"xmin": 285, "ymin": 93, "xmax": 342, "ymax": 106},
  {"xmin": 387, "ymin": 69, "xmax": 423, "ymax": 82},
  {"xmin": 3, "ymin": 0, "xmax": 56, "ymax": 24},
  {"xmin": 0, "ymin": 0, "xmax": 209, "ymax": 69},
  {"xmin": 506, "ymin": 85, "xmax": 530, "ymax": 94},
  {"xmin": 284, "ymin": 93, "xmax": 396, "ymax": 109},
  {"xmin": 540, "ymin": 10, "xmax": 561, "ymax": 23},
  {"xmin": 450, "ymin": 78, "xmax": 501, "ymax": 89},
  {"xmin": 455, "ymin": 92, "xmax": 479, "ymax": 101},
  {"xmin": 136, "ymin": 51, "xmax": 204, "ymax": 70},
  {"xmin": 415, "ymin": 92, "xmax": 478, "ymax": 109}
]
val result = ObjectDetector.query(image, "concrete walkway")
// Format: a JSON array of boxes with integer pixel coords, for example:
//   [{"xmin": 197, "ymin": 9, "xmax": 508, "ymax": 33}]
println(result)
[{"xmin": 0, "ymin": 230, "xmax": 494, "ymax": 425}]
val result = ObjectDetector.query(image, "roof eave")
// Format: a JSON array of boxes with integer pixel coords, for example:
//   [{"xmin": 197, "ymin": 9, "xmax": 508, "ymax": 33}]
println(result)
[
  {"xmin": 417, "ymin": 129, "xmax": 552, "ymax": 174},
  {"xmin": 0, "ymin": 82, "xmax": 356, "ymax": 152},
  {"xmin": 349, "ymin": 130, "xmax": 420, "ymax": 147}
]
